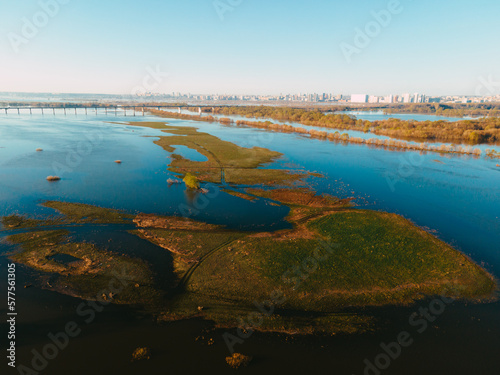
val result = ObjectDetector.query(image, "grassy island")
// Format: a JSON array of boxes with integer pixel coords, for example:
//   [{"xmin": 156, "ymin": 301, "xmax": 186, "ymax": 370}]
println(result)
[
  {"xmin": 125, "ymin": 121, "xmax": 304, "ymax": 185},
  {"xmin": 145, "ymin": 189, "xmax": 495, "ymax": 333}
]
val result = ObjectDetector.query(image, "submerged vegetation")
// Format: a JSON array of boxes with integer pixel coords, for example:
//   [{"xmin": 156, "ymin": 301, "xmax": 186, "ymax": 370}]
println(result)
[
  {"xmin": 485, "ymin": 149, "xmax": 500, "ymax": 159},
  {"xmin": 6, "ymin": 230, "xmax": 161, "ymax": 304}
]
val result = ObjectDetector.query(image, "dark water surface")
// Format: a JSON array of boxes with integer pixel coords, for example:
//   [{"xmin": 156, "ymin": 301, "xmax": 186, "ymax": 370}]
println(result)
[{"xmin": 0, "ymin": 112, "xmax": 498, "ymax": 375}]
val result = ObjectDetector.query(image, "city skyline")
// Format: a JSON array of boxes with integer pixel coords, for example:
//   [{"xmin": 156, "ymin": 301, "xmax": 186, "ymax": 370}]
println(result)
[
  {"xmin": 3, "ymin": 90, "xmax": 499, "ymax": 105},
  {"xmin": 1, "ymin": 0, "xmax": 500, "ymax": 96}
]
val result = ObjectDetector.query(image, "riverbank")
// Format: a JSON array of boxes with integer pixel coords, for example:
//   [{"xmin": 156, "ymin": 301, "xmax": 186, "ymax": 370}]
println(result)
[
  {"xmin": 148, "ymin": 110, "xmax": 489, "ymax": 157},
  {"xmin": 188, "ymin": 105, "xmax": 500, "ymax": 144}
]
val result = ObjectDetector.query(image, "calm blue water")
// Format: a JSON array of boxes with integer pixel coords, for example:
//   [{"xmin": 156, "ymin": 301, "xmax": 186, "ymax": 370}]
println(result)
[
  {"xmin": 170, "ymin": 145, "xmax": 208, "ymax": 162},
  {"xmin": 0, "ymin": 112, "xmax": 289, "ymax": 231}
]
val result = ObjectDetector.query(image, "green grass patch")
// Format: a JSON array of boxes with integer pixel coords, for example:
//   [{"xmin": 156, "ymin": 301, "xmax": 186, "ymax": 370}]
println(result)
[
  {"xmin": 42, "ymin": 201, "xmax": 134, "ymax": 224},
  {"xmin": 1, "ymin": 215, "xmax": 64, "ymax": 230},
  {"xmin": 131, "ymin": 229, "xmax": 246, "ymax": 280},
  {"xmin": 185, "ymin": 210, "xmax": 496, "ymax": 312},
  {"xmin": 125, "ymin": 122, "xmax": 305, "ymax": 185}
]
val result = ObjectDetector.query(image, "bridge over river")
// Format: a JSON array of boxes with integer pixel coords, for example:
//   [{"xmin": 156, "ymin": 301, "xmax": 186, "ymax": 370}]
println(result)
[{"xmin": 0, "ymin": 105, "xmax": 218, "ymax": 116}]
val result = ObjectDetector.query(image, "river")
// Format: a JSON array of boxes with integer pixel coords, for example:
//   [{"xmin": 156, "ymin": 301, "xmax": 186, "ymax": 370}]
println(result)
[{"xmin": 0, "ymin": 111, "xmax": 498, "ymax": 375}]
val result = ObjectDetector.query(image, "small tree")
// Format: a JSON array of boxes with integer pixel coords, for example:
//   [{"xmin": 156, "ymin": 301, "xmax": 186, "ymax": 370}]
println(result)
[{"xmin": 183, "ymin": 173, "xmax": 200, "ymax": 190}]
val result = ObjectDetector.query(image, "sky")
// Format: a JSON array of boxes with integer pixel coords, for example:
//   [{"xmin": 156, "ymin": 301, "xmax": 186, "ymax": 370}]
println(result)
[{"xmin": 0, "ymin": 0, "xmax": 499, "ymax": 96}]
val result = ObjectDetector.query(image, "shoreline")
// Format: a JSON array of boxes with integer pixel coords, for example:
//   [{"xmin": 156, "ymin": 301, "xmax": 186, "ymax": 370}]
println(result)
[{"xmin": 148, "ymin": 109, "xmax": 499, "ymax": 158}]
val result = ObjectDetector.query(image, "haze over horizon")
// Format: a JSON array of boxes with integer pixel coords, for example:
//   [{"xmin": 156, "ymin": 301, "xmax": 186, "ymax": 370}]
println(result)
[{"xmin": 1, "ymin": 0, "xmax": 499, "ymax": 96}]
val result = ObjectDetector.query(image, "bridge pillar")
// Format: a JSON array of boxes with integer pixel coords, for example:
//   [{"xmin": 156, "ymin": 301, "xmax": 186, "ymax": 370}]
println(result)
[
  {"xmin": 64, "ymin": 108, "xmax": 66, "ymax": 115},
  {"xmin": 17, "ymin": 108, "xmax": 20, "ymax": 115}
]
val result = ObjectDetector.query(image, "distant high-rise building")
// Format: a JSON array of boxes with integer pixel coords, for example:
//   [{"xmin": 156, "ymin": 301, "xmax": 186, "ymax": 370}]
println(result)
[{"xmin": 351, "ymin": 94, "xmax": 368, "ymax": 103}]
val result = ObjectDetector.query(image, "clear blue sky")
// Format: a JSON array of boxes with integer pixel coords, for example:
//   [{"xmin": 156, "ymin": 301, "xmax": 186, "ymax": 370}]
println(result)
[{"xmin": 1, "ymin": 0, "xmax": 499, "ymax": 96}]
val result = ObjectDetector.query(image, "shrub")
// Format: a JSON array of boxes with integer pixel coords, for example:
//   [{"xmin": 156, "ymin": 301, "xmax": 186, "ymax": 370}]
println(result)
[
  {"xmin": 132, "ymin": 347, "xmax": 151, "ymax": 361},
  {"xmin": 183, "ymin": 173, "xmax": 200, "ymax": 189},
  {"xmin": 225, "ymin": 353, "xmax": 252, "ymax": 369}
]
